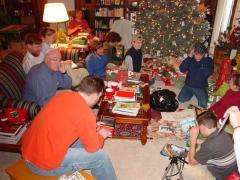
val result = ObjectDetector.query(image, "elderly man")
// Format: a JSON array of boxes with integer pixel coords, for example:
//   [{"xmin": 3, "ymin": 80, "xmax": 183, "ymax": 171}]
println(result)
[
  {"xmin": 22, "ymin": 49, "xmax": 72, "ymax": 107},
  {"xmin": 22, "ymin": 33, "xmax": 44, "ymax": 74}
]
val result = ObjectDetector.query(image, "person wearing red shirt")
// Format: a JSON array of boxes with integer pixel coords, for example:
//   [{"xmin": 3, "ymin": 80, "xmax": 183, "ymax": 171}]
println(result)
[
  {"xmin": 209, "ymin": 74, "xmax": 240, "ymax": 120},
  {"xmin": 68, "ymin": 10, "xmax": 91, "ymax": 36},
  {"xmin": 21, "ymin": 76, "xmax": 117, "ymax": 180}
]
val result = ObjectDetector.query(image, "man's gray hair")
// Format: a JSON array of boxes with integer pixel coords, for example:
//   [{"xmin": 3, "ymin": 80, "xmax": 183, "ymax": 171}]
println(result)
[{"xmin": 44, "ymin": 48, "xmax": 60, "ymax": 62}]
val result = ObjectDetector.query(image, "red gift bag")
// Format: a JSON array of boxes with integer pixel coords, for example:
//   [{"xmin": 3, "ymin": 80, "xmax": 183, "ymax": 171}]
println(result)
[
  {"xmin": 4, "ymin": 108, "xmax": 28, "ymax": 125},
  {"xmin": 215, "ymin": 59, "xmax": 231, "ymax": 91}
]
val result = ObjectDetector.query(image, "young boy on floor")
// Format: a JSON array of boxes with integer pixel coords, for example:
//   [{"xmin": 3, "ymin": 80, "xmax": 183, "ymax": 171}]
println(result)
[
  {"xmin": 124, "ymin": 34, "xmax": 143, "ymax": 72},
  {"xmin": 178, "ymin": 42, "xmax": 214, "ymax": 108},
  {"xmin": 209, "ymin": 74, "xmax": 240, "ymax": 119},
  {"xmin": 189, "ymin": 111, "xmax": 238, "ymax": 180}
]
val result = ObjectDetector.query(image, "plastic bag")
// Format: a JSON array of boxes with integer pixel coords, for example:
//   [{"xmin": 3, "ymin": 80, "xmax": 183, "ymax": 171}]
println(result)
[{"xmin": 150, "ymin": 89, "xmax": 179, "ymax": 112}]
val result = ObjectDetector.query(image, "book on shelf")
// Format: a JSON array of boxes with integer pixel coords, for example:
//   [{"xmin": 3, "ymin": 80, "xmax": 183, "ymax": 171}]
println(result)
[{"xmin": 112, "ymin": 102, "xmax": 140, "ymax": 116}]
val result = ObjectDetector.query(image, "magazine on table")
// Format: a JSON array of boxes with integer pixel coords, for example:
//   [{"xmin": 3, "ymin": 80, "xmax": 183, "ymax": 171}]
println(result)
[{"xmin": 112, "ymin": 102, "xmax": 140, "ymax": 116}]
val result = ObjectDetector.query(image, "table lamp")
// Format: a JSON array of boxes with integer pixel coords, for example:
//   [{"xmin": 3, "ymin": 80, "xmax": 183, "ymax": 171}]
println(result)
[{"xmin": 43, "ymin": 3, "xmax": 69, "ymax": 45}]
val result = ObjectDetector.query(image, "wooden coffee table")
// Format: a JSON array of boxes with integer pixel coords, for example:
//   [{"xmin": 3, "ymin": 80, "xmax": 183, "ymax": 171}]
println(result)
[{"xmin": 97, "ymin": 74, "xmax": 151, "ymax": 145}]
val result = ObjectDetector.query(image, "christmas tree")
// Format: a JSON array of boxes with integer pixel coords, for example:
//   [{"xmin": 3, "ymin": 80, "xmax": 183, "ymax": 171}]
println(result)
[{"xmin": 135, "ymin": 0, "xmax": 210, "ymax": 58}]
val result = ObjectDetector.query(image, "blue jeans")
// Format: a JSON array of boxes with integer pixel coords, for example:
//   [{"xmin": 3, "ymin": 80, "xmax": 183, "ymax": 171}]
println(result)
[
  {"xmin": 178, "ymin": 85, "xmax": 208, "ymax": 108},
  {"xmin": 25, "ymin": 140, "xmax": 117, "ymax": 180}
]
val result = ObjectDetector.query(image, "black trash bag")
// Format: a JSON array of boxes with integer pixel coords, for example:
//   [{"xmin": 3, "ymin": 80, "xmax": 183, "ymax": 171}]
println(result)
[{"xmin": 150, "ymin": 89, "xmax": 179, "ymax": 112}]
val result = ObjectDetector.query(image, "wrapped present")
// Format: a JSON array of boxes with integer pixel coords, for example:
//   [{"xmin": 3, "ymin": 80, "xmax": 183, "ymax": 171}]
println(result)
[
  {"xmin": 207, "ymin": 95, "xmax": 221, "ymax": 108},
  {"xmin": 215, "ymin": 59, "xmax": 231, "ymax": 91},
  {"xmin": 157, "ymin": 119, "xmax": 182, "ymax": 140},
  {"xmin": 157, "ymin": 109, "xmax": 196, "ymax": 140}
]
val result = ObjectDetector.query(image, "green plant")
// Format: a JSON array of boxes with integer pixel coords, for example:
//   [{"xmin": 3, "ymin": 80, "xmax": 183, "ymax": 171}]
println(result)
[
  {"xmin": 57, "ymin": 28, "xmax": 67, "ymax": 43},
  {"xmin": 214, "ymin": 28, "xmax": 236, "ymax": 51}
]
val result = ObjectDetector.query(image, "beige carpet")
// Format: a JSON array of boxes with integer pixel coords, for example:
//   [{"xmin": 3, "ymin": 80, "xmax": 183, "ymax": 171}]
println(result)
[{"xmin": 104, "ymin": 138, "xmax": 214, "ymax": 180}]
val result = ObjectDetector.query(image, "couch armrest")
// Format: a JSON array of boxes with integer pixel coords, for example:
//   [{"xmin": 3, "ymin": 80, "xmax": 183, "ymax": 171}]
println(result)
[{"xmin": 1, "ymin": 96, "xmax": 41, "ymax": 120}]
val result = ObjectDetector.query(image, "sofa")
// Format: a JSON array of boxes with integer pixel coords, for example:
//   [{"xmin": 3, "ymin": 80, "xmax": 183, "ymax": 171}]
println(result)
[{"xmin": 0, "ymin": 51, "xmax": 40, "ymax": 120}]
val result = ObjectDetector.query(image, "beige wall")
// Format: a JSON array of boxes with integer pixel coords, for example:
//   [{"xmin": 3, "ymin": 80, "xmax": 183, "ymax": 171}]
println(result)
[{"xmin": 232, "ymin": 0, "xmax": 240, "ymax": 27}]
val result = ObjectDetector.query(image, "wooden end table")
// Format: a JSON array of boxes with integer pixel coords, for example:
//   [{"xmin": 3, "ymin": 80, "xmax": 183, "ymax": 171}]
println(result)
[
  {"xmin": 97, "ymin": 74, "xmax": 151, "ymax": 145},
  {"xmin": 0, "ymin": 142, "xmax": 21, "ymax": 153}
]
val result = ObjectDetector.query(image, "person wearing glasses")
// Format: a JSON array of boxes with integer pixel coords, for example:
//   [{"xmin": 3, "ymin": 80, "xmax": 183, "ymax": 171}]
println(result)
[{"xmin": 22, "ymin": 49, "xmax": 72, "ymax": 107}]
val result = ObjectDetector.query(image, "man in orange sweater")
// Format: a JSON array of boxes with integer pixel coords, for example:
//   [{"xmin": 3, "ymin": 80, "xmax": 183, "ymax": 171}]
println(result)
[{"xmin": 21, "ymin": 76, "xmax": 117, "ymax": 180}]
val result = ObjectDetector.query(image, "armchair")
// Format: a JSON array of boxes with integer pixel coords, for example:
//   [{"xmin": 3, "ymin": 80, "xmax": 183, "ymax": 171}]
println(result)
[{"xmin": 0, "ymin": 51, "xmax": 40, "ymax": 120}]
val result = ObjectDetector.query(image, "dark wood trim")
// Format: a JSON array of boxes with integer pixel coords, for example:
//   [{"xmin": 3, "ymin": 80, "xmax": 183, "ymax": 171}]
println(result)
[{"xmin": 229, "ymin": 0, "xmax": 238, "ymax": 27}]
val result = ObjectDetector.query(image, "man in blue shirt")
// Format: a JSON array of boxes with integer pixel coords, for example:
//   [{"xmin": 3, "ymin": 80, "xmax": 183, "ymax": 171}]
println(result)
[
  {"xmin": 22, "ymin": 49, "xmax": 72, "ymax": 107},
  {"xmin": 178, "ymin": 43, "xmax": 214, "ymax": 108},
  {"xmin": 85, "ymin": 40, "xmax": 108, "ymax": 78}
]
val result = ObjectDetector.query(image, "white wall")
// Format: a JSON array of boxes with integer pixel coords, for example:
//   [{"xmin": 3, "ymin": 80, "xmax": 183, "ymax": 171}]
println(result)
[{"xmin": 209, "ymin": 0, "xmax": 235, "ymax": 56}]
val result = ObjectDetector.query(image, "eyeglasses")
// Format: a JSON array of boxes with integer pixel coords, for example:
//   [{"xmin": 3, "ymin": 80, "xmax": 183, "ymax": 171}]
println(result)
[{"xmin": 49, "ymin": 58, "xmax": 61, "ymax": 63}]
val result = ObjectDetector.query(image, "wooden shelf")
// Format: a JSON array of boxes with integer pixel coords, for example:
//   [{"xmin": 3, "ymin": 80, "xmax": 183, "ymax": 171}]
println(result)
[
  {"xmin": 96, "ymin": 4, "xmax": 125, "ymax": 8},
  {"xmin": 95, "ymin": 16, "xmax": 122, "ymax": 19}
]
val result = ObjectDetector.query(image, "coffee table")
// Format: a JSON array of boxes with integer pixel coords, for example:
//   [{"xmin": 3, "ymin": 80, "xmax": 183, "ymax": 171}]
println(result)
[{"xmin": 97, "ymin": 74, "xmax": 151, "ymax": 145}]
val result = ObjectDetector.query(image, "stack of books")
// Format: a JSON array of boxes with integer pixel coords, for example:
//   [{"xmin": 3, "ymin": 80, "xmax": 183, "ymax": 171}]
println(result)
[
  {"xmin": 0, "ymin": 124, "xmax": 27, "ymax": 144},
  {"xmin": 114, "ymin": 90, "xmax": 136, "ymax": 102},
  {"xmin": 112, "ymin": 102, "xmax": 140, "ymax": 116}
]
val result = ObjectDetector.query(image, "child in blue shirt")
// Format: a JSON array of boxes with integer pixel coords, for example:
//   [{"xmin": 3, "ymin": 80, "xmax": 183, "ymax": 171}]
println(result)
[
  {"xmin": 178, "ymin": 42, "xmax": 214, "ymax": 108},
  {"xmin": 85, "ymin": 40, "xmax": 108, "ymax": 78}
]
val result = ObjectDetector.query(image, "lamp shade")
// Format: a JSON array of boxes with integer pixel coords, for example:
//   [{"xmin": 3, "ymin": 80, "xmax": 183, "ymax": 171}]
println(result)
[{"xmin": 43, "ymin": 3, "xmax": 69, "ymax": 23}]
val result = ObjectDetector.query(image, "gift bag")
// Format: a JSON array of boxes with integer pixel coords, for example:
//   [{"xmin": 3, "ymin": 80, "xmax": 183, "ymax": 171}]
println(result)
[{"xmin": 4, "ymin": 108, "xmax": 28, "ymax": 125}]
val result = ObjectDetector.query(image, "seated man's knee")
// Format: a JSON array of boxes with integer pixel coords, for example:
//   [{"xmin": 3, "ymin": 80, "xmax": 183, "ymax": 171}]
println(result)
[{"xmin": 94, "ymin": 149, "xmax": 108, "ymax": 161}]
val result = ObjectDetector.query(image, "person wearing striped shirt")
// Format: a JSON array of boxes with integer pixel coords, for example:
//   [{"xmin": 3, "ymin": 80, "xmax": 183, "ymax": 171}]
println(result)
[{"xmin": 188, "ymin": 111, "xmax": 238, "ymax": 180}]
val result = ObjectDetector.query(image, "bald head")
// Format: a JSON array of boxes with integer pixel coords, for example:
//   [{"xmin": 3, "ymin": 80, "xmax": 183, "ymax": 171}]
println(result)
[{"xmin": 44, "ymin": 49, "xmax": 62, "ymax": 71}]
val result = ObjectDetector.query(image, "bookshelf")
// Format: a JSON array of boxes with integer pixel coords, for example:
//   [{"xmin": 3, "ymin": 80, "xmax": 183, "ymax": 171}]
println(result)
[
  {"xmin": 95, "ymin": 0, "xmax": 125, "ymax": 41},
  {"xmin": 94, "ymin": 0, "xmax": 140, "ymax": 40}
]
